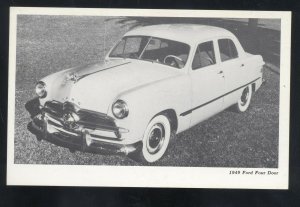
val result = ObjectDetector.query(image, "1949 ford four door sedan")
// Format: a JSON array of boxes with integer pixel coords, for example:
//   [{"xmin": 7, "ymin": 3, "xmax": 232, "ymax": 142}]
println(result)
[{"xmin": 26, "ymin": 24, "xmax": 265, "ymax": 163}]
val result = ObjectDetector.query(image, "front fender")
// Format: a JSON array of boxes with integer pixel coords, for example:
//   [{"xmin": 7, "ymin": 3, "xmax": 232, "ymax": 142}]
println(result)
[
  {"xmin": 38, "ymin": 68, "xmax": 72, "ymax": 106},
  {"xmin": 109, "ymin": 74, "xmax": 192, "ymax": 143}
]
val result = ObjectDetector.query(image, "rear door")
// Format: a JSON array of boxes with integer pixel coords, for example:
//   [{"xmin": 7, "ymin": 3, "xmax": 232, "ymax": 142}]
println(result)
[
  {"xmin": 189, "ymin": 40, "xmax": 225, "ymax": 127},
  {"xmin": 217, "ymin": 38, "xmax": 247, "ymax": 107}
]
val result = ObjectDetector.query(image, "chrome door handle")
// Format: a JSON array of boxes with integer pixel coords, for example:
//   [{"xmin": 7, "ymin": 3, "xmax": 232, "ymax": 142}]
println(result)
[{"xmin": 217, "ymin": 71, "xmax": 223, "ymax": 74}]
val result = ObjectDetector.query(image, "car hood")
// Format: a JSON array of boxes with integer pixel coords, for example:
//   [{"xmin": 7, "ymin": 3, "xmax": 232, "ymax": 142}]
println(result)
[{"xmin": 41, "ymin": 59, "xmax": 182, "ymax": 114}]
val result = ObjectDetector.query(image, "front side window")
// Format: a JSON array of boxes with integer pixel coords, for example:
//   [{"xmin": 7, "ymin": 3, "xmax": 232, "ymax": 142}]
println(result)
[
  {"xmin": 192, "ymin": 41, "xmax": 216, "ymax": 70},
  {"xmin": 109, "ymin": 36, "xmax": 190, "ymax": 69},
  {"xmin": 218, "ymin": 38, "xmax": 238, "ymax": 62}
]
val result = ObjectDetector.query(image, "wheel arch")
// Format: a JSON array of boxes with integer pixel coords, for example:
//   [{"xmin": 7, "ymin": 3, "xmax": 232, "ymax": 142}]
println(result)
[{"xmin": 156, "ymin": 109, "xmax": 178, "ymax": 133}]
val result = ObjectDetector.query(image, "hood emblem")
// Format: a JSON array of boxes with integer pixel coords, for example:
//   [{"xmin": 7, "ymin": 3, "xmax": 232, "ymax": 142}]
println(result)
[
  {"xmin": 63, "ymin": 61, "xmax": 131, "ymax": 84},
  {"xmin": 65, "ymin": 73, "xmax": 79, "ymax": 83}
]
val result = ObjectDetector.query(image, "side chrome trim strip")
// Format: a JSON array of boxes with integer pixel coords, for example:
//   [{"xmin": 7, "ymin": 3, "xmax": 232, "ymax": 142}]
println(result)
[{"xmin": 180, "ymin": 77, "xmax": 261, "ymax": 116}]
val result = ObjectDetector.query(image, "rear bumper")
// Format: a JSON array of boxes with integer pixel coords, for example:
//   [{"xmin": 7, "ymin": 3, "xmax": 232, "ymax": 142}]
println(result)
[{"xmin": 27, "ymin": 112, "xmax": 141, "ymax": 156}]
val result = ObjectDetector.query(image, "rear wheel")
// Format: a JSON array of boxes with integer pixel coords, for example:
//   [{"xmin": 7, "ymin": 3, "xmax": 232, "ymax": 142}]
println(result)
[
  {"xmin": 138, "ymin": 114, "xmax": 171, "ymax": 163},
  {"xmin": 235, "ymin": 85, "xmax": 252, "ymax": 112}
]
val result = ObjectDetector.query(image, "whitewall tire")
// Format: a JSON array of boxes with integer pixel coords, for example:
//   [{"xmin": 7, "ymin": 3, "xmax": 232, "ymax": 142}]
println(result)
[
  {"xmin": 139, "ymin": 114, "xmax": 171, "ymax": 163},
  {"xmin": 236, "ymin": 85, "xmax": 252, "ymax": 112}
]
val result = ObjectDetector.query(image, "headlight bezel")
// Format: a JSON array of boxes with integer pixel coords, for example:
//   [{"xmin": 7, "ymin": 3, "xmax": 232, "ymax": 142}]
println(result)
[
  {"xmin": 112, "ymin": 100, "xmax": 129, "ymax": 119},
  {"xmin": 35, "ymin": 81, "xmax": 47, "ymax": 98}
]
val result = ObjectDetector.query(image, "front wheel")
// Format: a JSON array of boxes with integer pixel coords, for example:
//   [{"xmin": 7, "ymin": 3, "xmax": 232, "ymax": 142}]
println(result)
[
  {"xmin": 138, "ymin": 114, "xmax": 171, "ymax": 163},
  {"xmin": 235, "ymin": 85, "xmax": 252, "ymax": 112}
]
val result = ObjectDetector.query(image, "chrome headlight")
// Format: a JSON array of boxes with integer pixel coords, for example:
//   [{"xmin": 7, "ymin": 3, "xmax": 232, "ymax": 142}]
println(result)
[
  {"xmin": 112, "ymin": 100, "xmax": 129, "ymax": 119},
  {"xmin": 35, "ymin": 81, "xmax": 47, "ymax": 98}
]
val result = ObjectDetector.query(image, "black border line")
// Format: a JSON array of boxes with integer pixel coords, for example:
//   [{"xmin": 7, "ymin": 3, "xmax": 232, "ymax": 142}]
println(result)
[{"xmin": 180, "ymin": 77, "xmax": 261, "ymax": 116}]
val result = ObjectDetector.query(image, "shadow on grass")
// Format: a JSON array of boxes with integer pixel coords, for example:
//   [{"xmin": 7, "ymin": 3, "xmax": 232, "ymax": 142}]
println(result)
[{"xmin": 106, "ymin": 17, "xmax": 280, "ymax": 67}]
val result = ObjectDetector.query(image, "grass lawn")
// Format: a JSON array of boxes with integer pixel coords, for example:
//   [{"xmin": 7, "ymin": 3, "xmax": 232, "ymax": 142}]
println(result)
[{"xmin": 14, "ymin": 15, "xmax": 279, "ymax": 167}]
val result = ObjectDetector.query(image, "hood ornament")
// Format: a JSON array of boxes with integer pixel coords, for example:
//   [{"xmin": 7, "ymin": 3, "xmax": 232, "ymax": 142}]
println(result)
[
  {"xmin": 63, "ymin": 61, "xmax": 131, "ymax": 84},
  {"xmin": 65, "ymin": 73, "xmax": 79, "ymax": 83}
]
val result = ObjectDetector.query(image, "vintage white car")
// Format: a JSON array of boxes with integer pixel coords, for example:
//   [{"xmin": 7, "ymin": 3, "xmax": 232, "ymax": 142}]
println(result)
[{"xmin": 26, "ymin": 24, "xmax": 265, "ymax": 163}]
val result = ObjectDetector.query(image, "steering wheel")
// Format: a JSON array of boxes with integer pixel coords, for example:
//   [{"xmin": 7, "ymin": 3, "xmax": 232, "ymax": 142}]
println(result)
[
  {"xmin": 163, "ymin": 55, "xmax": 184, "ymax": 68},
  {"xmin": 204, "ymin": 56, "xmax": 214, "ymax": 64}
]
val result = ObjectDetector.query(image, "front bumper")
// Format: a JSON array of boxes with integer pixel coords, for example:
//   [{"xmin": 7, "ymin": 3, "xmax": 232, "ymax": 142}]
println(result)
[{"xmin": 25, "ymin": 98, "xmax": 141, "ymax": 155}]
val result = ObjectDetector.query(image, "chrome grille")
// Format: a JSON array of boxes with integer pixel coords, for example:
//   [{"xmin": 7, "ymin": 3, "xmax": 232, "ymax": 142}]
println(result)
[
  {"xmin": 44, "ymin": 101, "xmax": 63, "ymax": 118},
  {"xmin": 43, "ymin": 101, "xmax": 117, "ymax": 131}
]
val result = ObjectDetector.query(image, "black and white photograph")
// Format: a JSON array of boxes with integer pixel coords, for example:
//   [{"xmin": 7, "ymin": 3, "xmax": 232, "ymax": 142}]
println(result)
[{"xmin": 7, "ymin": 8, "xmax": 291, "ymax": 188}]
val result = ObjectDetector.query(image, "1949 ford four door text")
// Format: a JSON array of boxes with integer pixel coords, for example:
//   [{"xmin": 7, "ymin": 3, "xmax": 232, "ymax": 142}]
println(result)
[{"xmin": 26, "ymin": 24, "xmax": 265, "ymax": 163}]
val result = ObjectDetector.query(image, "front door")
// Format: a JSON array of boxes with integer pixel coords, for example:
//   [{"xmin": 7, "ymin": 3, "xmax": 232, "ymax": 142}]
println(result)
[{"xmin": 189, "ymin": 40, "xmax": 225, "ymax": 127}]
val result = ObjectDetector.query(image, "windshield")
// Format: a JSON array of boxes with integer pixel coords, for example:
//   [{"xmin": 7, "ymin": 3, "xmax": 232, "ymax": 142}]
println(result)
[{"xmin": 109, "ymin": 36, "xmax": 190, "ymax": 69}]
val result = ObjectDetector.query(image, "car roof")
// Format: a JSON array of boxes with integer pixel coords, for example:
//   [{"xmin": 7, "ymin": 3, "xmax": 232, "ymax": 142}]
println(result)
[{"xmin": 124, "ymin": 24, "xmax": 234, "ymax": 45}]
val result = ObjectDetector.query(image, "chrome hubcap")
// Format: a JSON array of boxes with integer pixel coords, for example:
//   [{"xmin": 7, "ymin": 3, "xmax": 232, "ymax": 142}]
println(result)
[
  {"xmin": 146, "ymin": 123, "xmax": 165, "ymax": 154},
  {"xmin": 241, "ymin": 87, "xmax": 250, "ymax": 106}
]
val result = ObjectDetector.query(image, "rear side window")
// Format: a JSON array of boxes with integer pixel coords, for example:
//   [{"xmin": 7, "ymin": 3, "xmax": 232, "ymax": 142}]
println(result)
[
  {"xmin": 218, "ymin": 39, "xmax": 238, "ymax": 62},
  {"xmin": 192, "ymin": 41, "xmax": 216, "ymax": 70}
]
